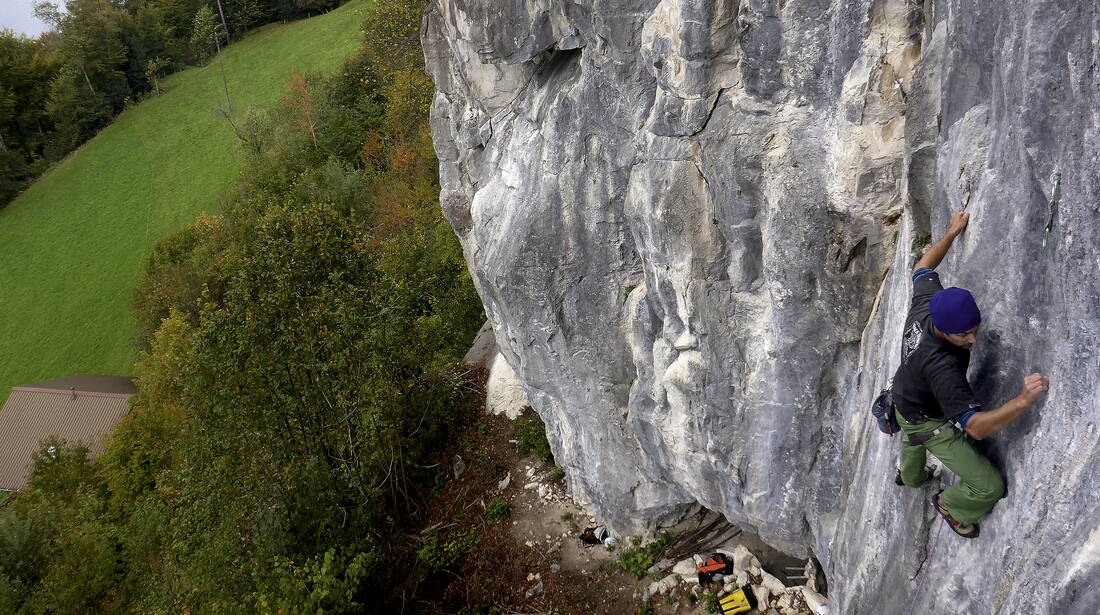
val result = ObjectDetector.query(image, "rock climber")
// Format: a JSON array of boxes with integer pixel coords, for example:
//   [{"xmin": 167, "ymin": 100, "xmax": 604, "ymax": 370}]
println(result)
[{"xmin": 891, "ymin": 212, "xmax": 1049, "ymax": 538}]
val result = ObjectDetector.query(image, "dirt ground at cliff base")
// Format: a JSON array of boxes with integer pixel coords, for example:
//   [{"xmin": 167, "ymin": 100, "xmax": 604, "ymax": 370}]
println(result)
[{"xmin": 402, "ymin": 404, "xmax": 820, "ymax": 615}]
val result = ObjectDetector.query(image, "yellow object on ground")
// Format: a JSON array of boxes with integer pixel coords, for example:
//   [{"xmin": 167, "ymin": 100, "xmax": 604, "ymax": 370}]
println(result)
[{"xmin": 719, "ymin": 585, "xmax": 758, "ymax": 614}]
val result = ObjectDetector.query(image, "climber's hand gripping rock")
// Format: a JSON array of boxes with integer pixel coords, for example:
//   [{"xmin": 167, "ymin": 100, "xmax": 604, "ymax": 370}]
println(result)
[
  {"xmin": 1018, "ymin": 373, "xmax": 1050, "ymax": 407},
  {"xmin": 949, "ymin": 212, "xmax": 970, "ymax": 235}
]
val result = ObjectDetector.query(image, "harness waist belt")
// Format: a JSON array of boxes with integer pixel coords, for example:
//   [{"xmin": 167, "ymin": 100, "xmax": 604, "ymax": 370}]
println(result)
[{"xmin": 908, "ymin": 423, "xmax": 950, "ymax": 446}]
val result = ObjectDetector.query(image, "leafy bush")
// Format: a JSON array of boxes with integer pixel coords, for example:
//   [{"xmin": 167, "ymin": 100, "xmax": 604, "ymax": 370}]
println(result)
[
  {"xmin": 417, "ymin": 528, "xmax": 480, "ymax": 571},
  {"xmin": 253, "ymin": 548, "xmax": 379, "ymax": 614},
  {"xmin": 22, "ymin": 439, "xmax": 103, "ymax": 504},
  {"xmin": 616, "ymin": 533, "xmax": 672, "ymax": 580},
  {"xmin": 702, "ymin": 592, "xmax": 722, "ymax": 613},
  {"xmin": 101, "ymin": 316, "xmax": 191, "ymax": 505},
  {"xmin": 913, "ymin": 232, "xmax": 932, "ymax": 251},
  {"xmin": 129, "ymin": 213, "xmax": 231, "ymax": 351},
  {"xmin": 486, "ymin": 496, "xmax": 510, "ymax": 524},
  {"xmin": 513, "ymin": 412, "xmax": 553, "ymax": 461},
  {"xmin": 0, "ymin": 507, "xmax": 43, "ymax": 590}
]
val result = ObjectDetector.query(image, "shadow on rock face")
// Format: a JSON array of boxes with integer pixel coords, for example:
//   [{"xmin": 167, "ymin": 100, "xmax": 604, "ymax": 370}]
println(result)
[
  {"xmin": 969, "ymin": 327, "xmax": 1043, "ymax": 492},
  {"xmin": 971, "ymin": 328, "xmax": 1010, "ymax": 469},
  {"xmin": 971, "ymin": 327, "xmax": 1004, "ymax": 403}
]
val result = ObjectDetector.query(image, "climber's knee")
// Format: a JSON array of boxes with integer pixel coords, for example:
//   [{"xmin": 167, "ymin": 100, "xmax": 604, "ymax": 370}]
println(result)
[{"xmin": 973, "ymin": 470, "xmax": 1005, "ymax": 503}]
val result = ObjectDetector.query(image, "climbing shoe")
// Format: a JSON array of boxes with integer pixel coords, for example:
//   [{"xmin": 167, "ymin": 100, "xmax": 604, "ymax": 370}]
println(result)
[{"xmin": 934, "ymin": 491, "xmax": 979, "ymax": 538}]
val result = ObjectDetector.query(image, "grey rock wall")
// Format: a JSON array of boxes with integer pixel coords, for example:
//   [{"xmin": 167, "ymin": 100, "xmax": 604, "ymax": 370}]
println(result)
[{"xmin": 423, "ymin": 0, "xmax": 1100, "ymax": 612}]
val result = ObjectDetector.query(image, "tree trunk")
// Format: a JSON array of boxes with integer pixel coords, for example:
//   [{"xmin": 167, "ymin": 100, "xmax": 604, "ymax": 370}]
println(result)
[
  {"xmin": 218, "ymin": 49, "xmax": 232, "ymax": 114},
  {"xmin": 0, "ymin": 129, "xmax": 8, "ymax": 153},
  {"xmin": 214, "ymin": 0, "xmax": 230, "ymax": 43},
  {"xmin": 79, "ymin": 62, "xmax": 96, "ymax": 96}
]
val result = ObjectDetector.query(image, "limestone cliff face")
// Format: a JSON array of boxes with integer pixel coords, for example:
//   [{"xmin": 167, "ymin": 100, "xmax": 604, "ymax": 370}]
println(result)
[{"xmin": 422, "ymin": 0, "xmax": 1100, "ymax": 612}]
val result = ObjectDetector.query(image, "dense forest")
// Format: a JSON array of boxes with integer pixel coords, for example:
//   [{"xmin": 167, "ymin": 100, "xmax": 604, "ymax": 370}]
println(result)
[
  {"xmin": 0, "ymin": 0, "xmax": 345, "ymax": 205},
  {"xmin": 0, "ymin": 0, "xmax": 489, "ymax": 611}
]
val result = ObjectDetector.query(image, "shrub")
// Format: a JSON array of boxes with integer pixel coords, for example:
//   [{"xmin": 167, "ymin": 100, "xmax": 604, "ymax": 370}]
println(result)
[
  {"xmin": 102, "ymin": 314, "xmax": 191, "ymax": 505},
  {"xmin": 129, "ymin": 213, "xmax": 230, "ymax": 352},
  {"xmin": 486, "ymin": 496, "xmax": 510, "ymax": 524},
  {"xmin": 616, "ymin": 533, "xmax": 672, "ymax": 580},
  {"xmin": 253, "ymin": 547, "xmax": 378, "ymax": 615},
  {"xmin": 417, "ymin": 528, "xmax": 480, "ymax": 571},
  {"xmin": 513, "ymin": 412, "xmax": 553, "ymax": 461},
  {"xmin": 22, "ymin": 439, "xmax": 103, "ymax": 504},
  {"xmin": 913, "ymin": 232, "xmax": 932, "ymax": 252},
  {"xmin": 702, "ymin": 592, "xmax": 721, "ymax": 613},
  {"xmin": 0, "ymin": 507, "xmax": 43, "ymax": 590}
]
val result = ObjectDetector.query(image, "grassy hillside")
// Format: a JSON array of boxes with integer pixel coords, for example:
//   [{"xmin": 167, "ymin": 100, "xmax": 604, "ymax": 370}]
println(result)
[{"xmin": 0, "ymin": 1, "xmax": 365, "ymax": 401}]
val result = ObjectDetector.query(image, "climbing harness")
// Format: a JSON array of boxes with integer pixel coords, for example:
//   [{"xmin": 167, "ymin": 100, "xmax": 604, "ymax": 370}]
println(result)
[
  {"xmin": 905, "ymin": 422, "xmax": 951, "ymax": 446},
  {"xmin": 1042, "ymin": 171, "xmax": 1061, "ymax": 249}
]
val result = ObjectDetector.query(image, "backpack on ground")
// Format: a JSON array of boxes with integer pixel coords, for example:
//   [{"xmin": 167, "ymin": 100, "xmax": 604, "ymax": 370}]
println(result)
[
  {"xmin": 697, "ymin": 553, "xmax": 733, "ymax": 586},
  {"xmin": 580, "ymin": 526, "xmax": 609, "ymax": 546},
  {"xmin": 872, "ymin": 389, "xmax": 901, "ymax": 436}
]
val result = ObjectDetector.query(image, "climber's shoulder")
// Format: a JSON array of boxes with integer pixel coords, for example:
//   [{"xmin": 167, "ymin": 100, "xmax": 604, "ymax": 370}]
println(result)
[{"xmin": 905, "ymin": 268, "xmax": 942, "ymax": 323}]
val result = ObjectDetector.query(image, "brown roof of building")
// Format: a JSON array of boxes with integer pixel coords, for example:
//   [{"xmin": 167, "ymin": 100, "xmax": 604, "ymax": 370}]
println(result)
[
  {"xmin": 0, "ymin": 378, "xmax": 135, "ymax": 491},
  {"xmin": 23, "ymin": 375, "xmax": 138, "ymax": 396}
]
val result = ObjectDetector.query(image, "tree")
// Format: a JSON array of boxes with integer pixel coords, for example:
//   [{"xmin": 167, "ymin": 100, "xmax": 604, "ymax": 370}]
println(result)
[
  {"xmin": 31, "ymin": 2, "xmax": 63, "ymax": 32},
  {"xmin": 295, "ymin": 0, "xmax": 338, "ymax": 12},
  {"xmin": 32, "ymin": 0, "xmax": 129, "ymax": 156},
  {"xmin": 156, "ymin": 0, "xmax": 207, "ymax": 41},
  {"xmin": 0, "ymin": 149, "xmax": 30, "ymax": 205},
  {"xmin": 144, "ymin": 58, "xmax": 163, "ymax": 94},
  {"xmin": 0, "ymin": 31, "xmax": 61, "ymax": 204},
  {"xmin": 226, "ymin": 0, "xmax": 273, "ymax": 35},
  {"xmin": 211, "ymin": 0, "xmax": 231, "ymax": 43},
  {"xmin": 123, "ymin": 2, "xmax": 182, "ymax": 93},
  {"xmin": 44, "ymin": 65, "xmax": 111, "ymax": 155},
  {"xmin": 0, "ymin": 31, "xmax": 61, "ymax": 152},
  {"xmin": 360, "ymin": 0, "xmax": 425, "ymax": 76},
  {"xmin": 285, "ymin": 70, "xmax": 319, "ymax": 144},
  {"xmin": 42, "ymin": 0, "xmax": 128, "ymax": 99},
  {"xmin": 0, "ymin": 86, "xmax": 14, "ymax": 153},
  {"xmin": 188, "ymin": 5, "xmax": 223, "ymax": 64}
]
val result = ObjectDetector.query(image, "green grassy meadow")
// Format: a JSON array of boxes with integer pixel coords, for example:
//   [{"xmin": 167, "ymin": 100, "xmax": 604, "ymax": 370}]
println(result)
[{"xmin": 0, "ymin": 2, "xmax": 365, "ymax": 402}]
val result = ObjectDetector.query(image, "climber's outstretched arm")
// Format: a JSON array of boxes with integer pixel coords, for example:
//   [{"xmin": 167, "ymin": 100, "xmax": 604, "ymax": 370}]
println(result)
[
  {"xmin": 965, "ymin": 373, "xmax": 1050, "ymax": 440},
  {"xmin": 914, "ymin": 212, "xmax": 970, "ymax": 272}
]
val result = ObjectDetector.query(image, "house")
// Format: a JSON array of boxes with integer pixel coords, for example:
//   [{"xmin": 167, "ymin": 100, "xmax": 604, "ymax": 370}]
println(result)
[{"xmin": 0, "ymin": 375, "xmax": 137, "ymax": 491}]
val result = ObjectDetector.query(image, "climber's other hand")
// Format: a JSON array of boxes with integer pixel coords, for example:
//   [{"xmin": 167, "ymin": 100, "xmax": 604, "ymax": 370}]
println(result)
[
  {"xmin": 949, "ymin": 212, "xmax": 970, "ymax": 235},
  {"xmin": 1019, "ymin": 373, "xmax": 1049, "ymax": 407}
]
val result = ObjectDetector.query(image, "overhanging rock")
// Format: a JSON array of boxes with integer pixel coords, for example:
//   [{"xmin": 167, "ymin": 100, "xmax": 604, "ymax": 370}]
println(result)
[{"xmin": 423, "ymin": 0, "xmax": 1100, "ymax": 612}]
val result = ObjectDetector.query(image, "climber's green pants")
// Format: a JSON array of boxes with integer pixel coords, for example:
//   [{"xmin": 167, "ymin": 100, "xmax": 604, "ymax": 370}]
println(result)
[{"xmin": 897, "ymin": 413, "xmax": 1005, "ymax": 525}]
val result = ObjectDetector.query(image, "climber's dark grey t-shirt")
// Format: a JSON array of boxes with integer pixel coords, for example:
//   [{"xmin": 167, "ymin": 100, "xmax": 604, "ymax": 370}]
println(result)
[{"xmin": 891, "ymin": 268, "xmax": 979, "ymax": 424}]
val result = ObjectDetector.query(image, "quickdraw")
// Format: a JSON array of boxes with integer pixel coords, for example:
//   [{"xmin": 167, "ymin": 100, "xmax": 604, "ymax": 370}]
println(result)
[{"xmin": 1043, "ymin": 171, "xmax": 1061, "ymax": 249}]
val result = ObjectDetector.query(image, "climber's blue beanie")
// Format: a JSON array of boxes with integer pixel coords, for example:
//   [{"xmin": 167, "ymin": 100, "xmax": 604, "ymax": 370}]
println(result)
[{"xmin": 930, "ymin": 287, "xmax": 981, "ymax": 334}]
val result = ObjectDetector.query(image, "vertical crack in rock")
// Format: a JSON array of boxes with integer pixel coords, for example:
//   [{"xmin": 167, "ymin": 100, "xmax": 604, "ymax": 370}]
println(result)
[{"xmin": 423, "ymin": 0, "xmax": 1100, "ymax": 611}]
